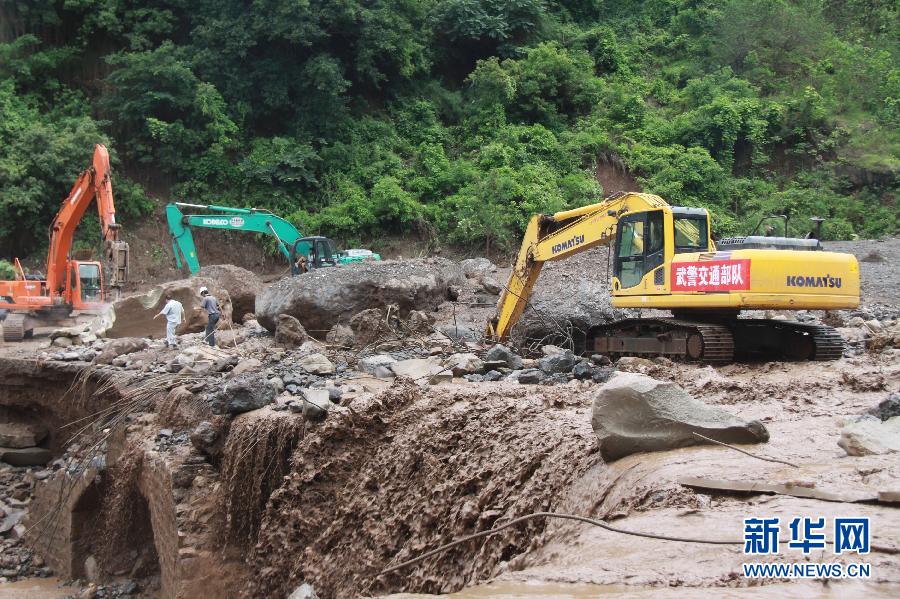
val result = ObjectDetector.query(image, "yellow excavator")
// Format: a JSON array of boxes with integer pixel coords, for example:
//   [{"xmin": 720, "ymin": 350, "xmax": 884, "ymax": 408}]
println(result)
[{"xmin": 487, "ymin": 192, "xmax": 860, "ymax": 363}]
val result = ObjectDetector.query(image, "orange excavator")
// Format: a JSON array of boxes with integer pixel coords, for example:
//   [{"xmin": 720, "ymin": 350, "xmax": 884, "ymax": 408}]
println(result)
[{"xmin": 0, "ymin": 144, "xmax": 130, "ymax": 341}]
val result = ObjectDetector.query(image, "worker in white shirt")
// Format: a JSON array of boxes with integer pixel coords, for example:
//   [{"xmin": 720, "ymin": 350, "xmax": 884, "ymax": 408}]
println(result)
[{"xmin": 154, "ymin": 293, "xmax": 184, "ymax": 348}]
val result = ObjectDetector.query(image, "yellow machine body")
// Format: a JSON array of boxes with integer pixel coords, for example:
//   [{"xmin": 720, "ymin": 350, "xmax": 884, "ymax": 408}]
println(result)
[{"xmin": 489, "ymin": 192, "xmax": 860, "ymax": 342}]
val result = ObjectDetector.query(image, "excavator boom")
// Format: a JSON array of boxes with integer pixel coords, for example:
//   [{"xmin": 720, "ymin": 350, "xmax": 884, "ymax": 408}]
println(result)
[
  {"xmin": 167, "ymin": 203, "xmax": 346, "ymax": 274},
  {"xmin": 45, "ymin": 144, "xmax": 128, "ymax": 296},
  {"xmin": 490, "ymin": 193, "xmax": 669, "ymax": 339},
  {"xmin": 167, "ymin": 203, "xmax": 304, "ymax": 274}
]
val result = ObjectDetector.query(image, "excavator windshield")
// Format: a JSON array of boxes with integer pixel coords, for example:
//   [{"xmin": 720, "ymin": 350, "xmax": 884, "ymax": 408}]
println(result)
[
  {"xmin": 78, "ymin": 263, "xmax": 102, "ymax": 302},
  {"xmin": 673, "ymin": 211, "xmax": 708, "ymax": 253}
]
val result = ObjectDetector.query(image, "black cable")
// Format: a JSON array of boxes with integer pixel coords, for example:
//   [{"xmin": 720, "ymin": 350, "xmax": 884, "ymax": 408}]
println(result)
[{"xmin": 379, "ymin": 511, "xmax": 738, "ymax": 576}]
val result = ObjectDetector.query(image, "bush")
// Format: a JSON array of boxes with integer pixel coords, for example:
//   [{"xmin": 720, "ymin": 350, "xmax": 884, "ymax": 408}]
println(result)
[{"xmin": 0, "ymin": 260, "xmax": 16, "ymax": 280}]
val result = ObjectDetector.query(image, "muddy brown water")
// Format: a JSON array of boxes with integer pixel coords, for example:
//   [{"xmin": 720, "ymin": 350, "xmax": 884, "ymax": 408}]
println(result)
[
  {"xmin": 0, "ymin": 577, "xmax": 76, "ymax": 598},
  {"xmin": 389, "ymin": 579, "xmax": 900, "ymax": 598}
]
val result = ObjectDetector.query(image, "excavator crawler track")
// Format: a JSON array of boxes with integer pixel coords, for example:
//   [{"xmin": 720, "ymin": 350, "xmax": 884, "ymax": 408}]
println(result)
[
  {"xmin": 587, "ymin": 318, "xmax": 844, "ymax": 364},
  {"xmin": 588, "ymin": 318, "xmax": 734, "ymax": 364},
  {"xmin": 728, "ymin": 319, "xmax": 845, "ymax": 362},
  {"xmin": 2, "ymin": 313, "xmax": 27, "ymax": 342}
]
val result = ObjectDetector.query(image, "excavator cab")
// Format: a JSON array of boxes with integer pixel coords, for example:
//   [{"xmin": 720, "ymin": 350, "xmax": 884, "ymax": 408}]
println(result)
[
  {"xmin": 290, "ymin": 236, "xmax": 338, "ymax": 274},
  {"xmin": 613, "ymin": 207, "xmax": 710, "ymax": 292},
  {"xmin": 67, "ymin": 261, "xmax": 104, "ymax": 307}
]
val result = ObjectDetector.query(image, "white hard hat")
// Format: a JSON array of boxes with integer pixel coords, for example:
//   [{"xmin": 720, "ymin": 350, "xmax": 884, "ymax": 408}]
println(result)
[{"xmin": 199, "ymin": 286, "xmax": 209, "ymax": 295}]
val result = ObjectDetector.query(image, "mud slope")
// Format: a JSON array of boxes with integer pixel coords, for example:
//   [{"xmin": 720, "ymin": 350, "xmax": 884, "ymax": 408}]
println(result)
[{"xmin": 249, "ymin": 380, "xmax": 601, "ymax": 599}]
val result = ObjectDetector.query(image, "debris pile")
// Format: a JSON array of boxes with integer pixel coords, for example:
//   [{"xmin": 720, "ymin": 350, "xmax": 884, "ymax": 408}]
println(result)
[
  {"xmin": 0, "ymin": 463, "xmax": 53, "ymax": 583},
  {"xmin": 255, "ymin": 258, "xmax": 465, "ymax": 336}
]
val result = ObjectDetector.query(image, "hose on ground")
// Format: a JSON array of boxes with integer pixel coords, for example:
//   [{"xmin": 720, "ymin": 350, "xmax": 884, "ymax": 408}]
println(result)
[{"xmin": 379, "ymin": 511, "xmax": 738, "ymax": 576}]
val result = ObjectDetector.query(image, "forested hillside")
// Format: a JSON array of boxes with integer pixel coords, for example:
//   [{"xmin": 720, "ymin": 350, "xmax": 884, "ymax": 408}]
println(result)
[{"xmin": 1, "ymin": 0, "xmax": 897, "ymax": 259}]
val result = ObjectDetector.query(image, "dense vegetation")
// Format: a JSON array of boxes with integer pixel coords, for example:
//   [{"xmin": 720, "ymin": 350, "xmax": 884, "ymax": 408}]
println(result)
[{"xmin": 1, "ymin": 0, "xmax": 897, "ymax": 259}]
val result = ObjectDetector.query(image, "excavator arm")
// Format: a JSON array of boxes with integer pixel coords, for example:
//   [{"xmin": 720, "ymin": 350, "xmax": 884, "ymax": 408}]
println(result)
[
  {"xmin": 45, "ymin": 144, "xmax": 128, "ymax": 297},
  {"xmin": 167, "ymin": 203, "xmax": 303, "ymax": 274},
  {"xmin": 488, "ymin": 192, "xmax": 671, "ymax": 340}
]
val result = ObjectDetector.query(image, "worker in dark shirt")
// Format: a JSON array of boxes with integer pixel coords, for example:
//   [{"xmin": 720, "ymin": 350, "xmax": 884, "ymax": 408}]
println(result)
[{"xmin": 199, "ymin": 286, "xmax": 220, "ymax": 347}]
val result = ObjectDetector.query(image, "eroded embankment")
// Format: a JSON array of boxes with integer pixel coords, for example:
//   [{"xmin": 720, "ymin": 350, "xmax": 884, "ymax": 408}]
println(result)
[
  {"xmin": 247, "ymin": 380, "xmax": 602, "ymax": 598},
  {"xmin": 0, "ymin": 358, "xmax": 116, "ymax": 453}
]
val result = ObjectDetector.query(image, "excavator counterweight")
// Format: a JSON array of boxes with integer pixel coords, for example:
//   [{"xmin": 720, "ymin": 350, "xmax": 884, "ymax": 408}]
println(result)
[{"xmin": 489, "ymin": 192, "xmax": 860, "ymax": 363}]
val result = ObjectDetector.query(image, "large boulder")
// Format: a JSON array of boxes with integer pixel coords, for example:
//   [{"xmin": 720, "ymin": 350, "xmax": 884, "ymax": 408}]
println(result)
[
  {"xmin": 838, "ymin": 417, "xmax": 900, "ymax": 456},
  {"xmin": 92, "ymin": 337, "xmax": 149, "ymax": 365},
  {"xmin": 274, "ymin": 314, "xmax": 312, "ymax": 349},
  {"xmin": 538, "ymin": 349, "xmax": 576, "ymax": 374},
  {"xmin": 591, "ymin": 372, "xmax": 769, "ymax": 461},
  {"xmin": 459, "ymin": 257, "xmax": 496, "ymax": 278},
  {"xmin": 198, "ymin": 264, "xmax": 262, "ymax": 320},
  {"xmin": 104, "ymin": 277, "xmax": 233, "ymax": 339},
  {"xmin": 255, "ymin": 258, "xmax": 464, "ymax": 336},
  {"xmin": 484, "ymin": 344, "xmax": 523, "ymax": 369},
  {"xmin": 208, "ymin": 373, "xmax": 277, "ymax": 415}
]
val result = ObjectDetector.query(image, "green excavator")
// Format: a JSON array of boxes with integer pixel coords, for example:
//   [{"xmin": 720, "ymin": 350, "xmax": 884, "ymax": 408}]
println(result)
[{"xmin": 166, "ymin": 203, "xmax": 380, "ymax": 275}]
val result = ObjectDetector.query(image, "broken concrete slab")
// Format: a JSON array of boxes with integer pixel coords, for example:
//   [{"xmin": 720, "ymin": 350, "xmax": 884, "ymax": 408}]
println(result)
[
  {"xmin": 678, "ymin": 476, "xmax": 877, "ymax": 503},
  {"xmin": 255, "ymin": 258, "xmax": 464, "ymax": 336},
  {"xmin": 591, "ymin": 372, "xmax": 769, "ymax": 461},
  {"xmin": 0, "ymin": 423, "xmax": 47, "ymax": 449},
  {"xmin": 274, "ymin": 314, "xmax": 312, "ymax": 349},
  {"xmin": 0, "ymin": 446, "xmax": 53, "ymax": 467},
  {"xmin": 838, "ymin": 416, "xmax": 900, "ymax": 456},
  {"xmin": 298, "ymin": 353, "xmax": 335, "ymax": 375},
  {"xmin": 391, "ymin": 358, "xmax": 452, "ymax": 384}
]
